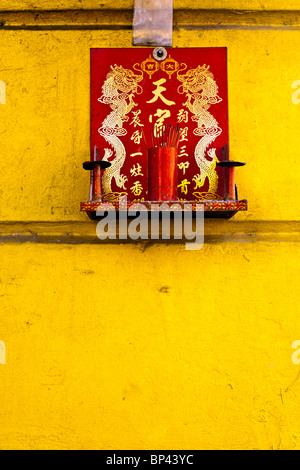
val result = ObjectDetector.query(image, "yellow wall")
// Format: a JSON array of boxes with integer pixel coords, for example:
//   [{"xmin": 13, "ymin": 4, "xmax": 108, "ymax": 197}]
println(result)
[{"xmin": 0, "ymin": 1, "xmax": 300, "ymax": 450}]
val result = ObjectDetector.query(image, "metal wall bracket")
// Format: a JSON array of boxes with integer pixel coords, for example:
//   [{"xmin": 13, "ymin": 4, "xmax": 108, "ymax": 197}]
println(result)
[{"xmin": 132, "ymin": 0, "xmax": 173, "ymax": 47}]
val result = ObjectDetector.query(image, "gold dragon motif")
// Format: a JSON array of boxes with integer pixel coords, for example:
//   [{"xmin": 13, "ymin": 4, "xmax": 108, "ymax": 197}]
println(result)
[
  {"xmin": 177, "ymin": 64, "xmax": 222, "ymax": 199},
  {"xmin": 98, "ymin": 64, "xmax": 143, "ymax": 201}
]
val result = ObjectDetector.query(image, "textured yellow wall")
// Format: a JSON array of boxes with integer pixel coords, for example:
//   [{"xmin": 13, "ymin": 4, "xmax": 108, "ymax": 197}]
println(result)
[
  {"xmin": 0, "ymin": 1, "xmax": 300, "ymax": 450},
  {"xmin": 2, "ymin": 1, "xmax": 300, "ymax": 10}
]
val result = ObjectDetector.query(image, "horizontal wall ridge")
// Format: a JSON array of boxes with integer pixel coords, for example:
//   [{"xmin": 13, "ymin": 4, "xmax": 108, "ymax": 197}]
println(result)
[
  {"xmin": 0, "ymin": 221, "xmax": 299, "ymax": 245},
  {"xmin": 1, "ymin": 9, "xmax": 300, "ymax": 30}
]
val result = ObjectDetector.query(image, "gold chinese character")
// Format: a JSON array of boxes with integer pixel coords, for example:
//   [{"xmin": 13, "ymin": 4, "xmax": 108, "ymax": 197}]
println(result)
[
  {"xmin": 130, "ymin": 164, "xmax": 144, "ymax": 177},
  {"xmin": 154, "ymin": 109, "xmax": 171, "ymax": 129},
  {"xmin": 139, "ymin": 56, "xmax": 160, "ymax": 78},
  {"xmin": 130, "ymin": 181, "xmax": 144, "ymax": 196},
  {"xmin": 178, "ymin": 161, "xmax": 190, "ymax": 175},
  {"xmin": 146, "ymin": 78, "xmax": 175, "ymax": 106},
  {"xmin": 130, "ymin": 152, "xmax": 143, "ymax": 157},
  {"xmin": 130, "ymin": 110, "xmax": 144, "ymax": 127},
  {"xmin": 131, "ymin": 130, "xmax": 143, "ymax": 144},
  {"xmin": 160, "ymin": 56, "xmax": 179, "ymax": 79},
  {"xmin": 177, "ymin": 179, "xmax": 191, "ymax": 195},
  {"xmin": 177, "ymin": 109, "xmax": 189, "ymax": 123},
  {"xmin": 178, "ymin": 145, "xmax": 189, "ymax": 158},
  {"xmin": 179, "ymin": 126, "xmax": 188, "ymax": 142}
]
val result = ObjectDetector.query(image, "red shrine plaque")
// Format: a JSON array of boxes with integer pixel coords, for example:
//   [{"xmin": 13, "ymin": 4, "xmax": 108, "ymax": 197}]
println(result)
[{"xmin": 90, "ymin": 47, "xmax": 229, "ymax": 203}]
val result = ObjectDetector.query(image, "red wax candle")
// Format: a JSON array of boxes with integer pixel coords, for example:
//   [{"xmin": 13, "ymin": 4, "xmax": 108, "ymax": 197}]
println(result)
[{"xmin": 148, "ymin": 147, "xmax": 178, "ymax": 201}]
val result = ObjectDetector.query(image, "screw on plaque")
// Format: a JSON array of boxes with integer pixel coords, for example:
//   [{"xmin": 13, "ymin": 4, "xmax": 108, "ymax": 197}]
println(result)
[{"xmin": 153, "ymin": 47, "xmax": 168, "ymax": 61}]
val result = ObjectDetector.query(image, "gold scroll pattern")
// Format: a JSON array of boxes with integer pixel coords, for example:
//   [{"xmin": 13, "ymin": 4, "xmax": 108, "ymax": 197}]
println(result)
[
  {"xmin": 98, "ymin": 64, "xmax": 143, "ymax": 201},
  {"xmin": 134, "ymin": 54, "xmax": 179, "ymax": 79}
]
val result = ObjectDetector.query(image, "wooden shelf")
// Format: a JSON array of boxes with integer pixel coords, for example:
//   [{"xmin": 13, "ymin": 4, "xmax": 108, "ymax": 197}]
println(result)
[{"xmin": 80, "ymin": 199, "xmax": 248, "ymax": 219}]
